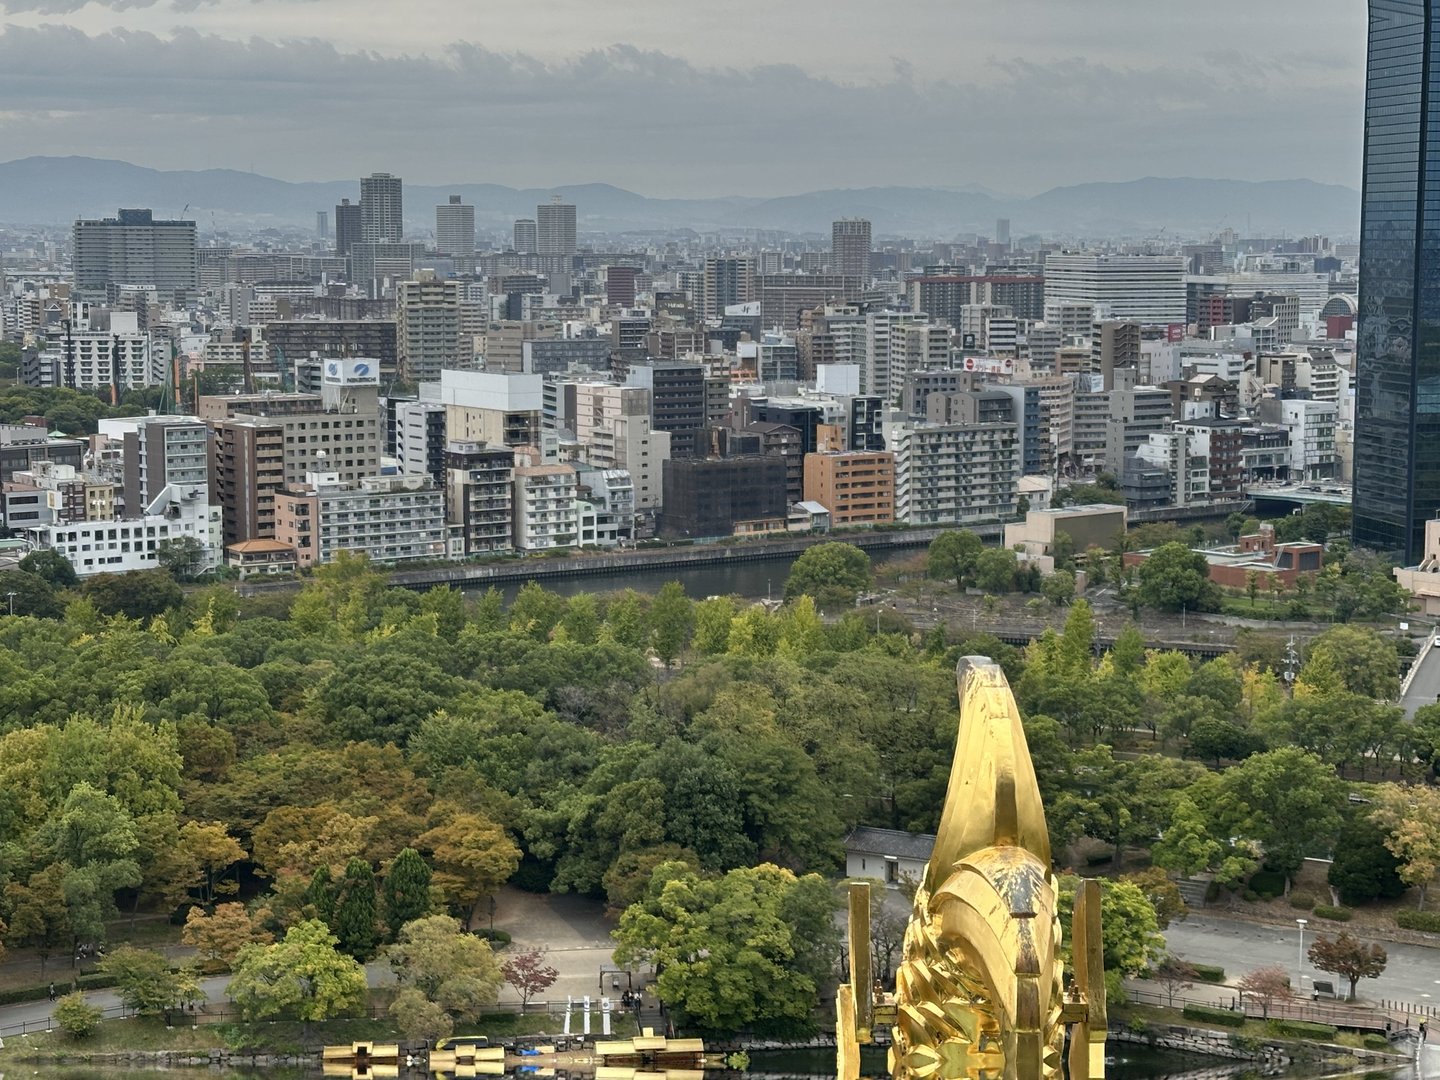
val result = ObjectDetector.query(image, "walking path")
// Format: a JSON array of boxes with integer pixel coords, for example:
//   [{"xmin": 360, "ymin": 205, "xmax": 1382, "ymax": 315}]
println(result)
[{"xmin": 1420, "ymin": 1036, "xmax": 1439, "ymax": 1078}]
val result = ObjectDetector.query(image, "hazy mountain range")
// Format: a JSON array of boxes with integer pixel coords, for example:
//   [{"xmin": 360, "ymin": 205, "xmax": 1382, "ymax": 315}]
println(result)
[{"xmin": 0, "ymin": 157, "xmax": 1360, "ymax": 239}]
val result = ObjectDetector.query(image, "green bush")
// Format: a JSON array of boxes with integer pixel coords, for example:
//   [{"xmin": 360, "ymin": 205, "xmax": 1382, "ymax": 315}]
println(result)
[
  {"xmin": 470, "ymin": 928, "xmax": 512, "ymax": 945},
  {"xmin": 1396, "ymin": 910, "xmax": 1440, "ymax": 932},
  {"xmin": 54, "ymin": 992, "xmax": 103, "ymax": 1039},
  {"xmin": 1363, "ymin": 1035, "xmax": 1391, "ymax": 1051},
  {"xmin": 1183, "ymin": 1004, "xmax": 1246, "ymax": 1028},
  {"xmin": 1266, "ymin": 1018, "xmax": 1338, "ymax": 1040},
  {"xmin": 1288, "ymin": 891, "xmax": 1316, "ymax": 910},
  {"xmin": 1248, "ymin": 870, "xmax": 1286, "ymax": 899},
  {"xmin": 1191, "ymin": 963, "xmax": 1226, "ymax": 983},
  {"xmin": 1243, "ymin": 889, "xmax": 1261, "ymax": 902},
  {"xmin": 1204, "ymin": 880, "xmax": 1224, "ymax": 904},
  {"xmin": 1313, "ymin": 904, "xmax": 1352, "ymax": 922}
]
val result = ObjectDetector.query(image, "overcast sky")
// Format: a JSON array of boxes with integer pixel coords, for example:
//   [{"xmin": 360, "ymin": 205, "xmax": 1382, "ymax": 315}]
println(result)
[{"xmin": 0, "ymin": 0, "xmax": 1366, "ymax": 197}]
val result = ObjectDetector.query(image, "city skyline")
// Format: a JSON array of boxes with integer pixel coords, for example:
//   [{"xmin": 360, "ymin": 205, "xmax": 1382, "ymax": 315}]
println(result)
[{"xmin": 0, "ymin": 0, "xmax": 1365, "ymax": 196}]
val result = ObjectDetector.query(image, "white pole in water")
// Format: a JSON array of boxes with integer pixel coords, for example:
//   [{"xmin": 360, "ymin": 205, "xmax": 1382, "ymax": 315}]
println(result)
[{"xmin": 563, "ymin": 995, "xmax": 573, "ymax": 1036}]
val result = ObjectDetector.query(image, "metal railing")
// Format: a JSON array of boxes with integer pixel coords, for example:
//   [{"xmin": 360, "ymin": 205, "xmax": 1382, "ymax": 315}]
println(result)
[
  {"xmin": 1125, "ymin": 985, "xmax": 1388, "ymax": 1031},
  {"xmin": 0, "ymin": 998, "xmax": 630, "ymax": 1041}
]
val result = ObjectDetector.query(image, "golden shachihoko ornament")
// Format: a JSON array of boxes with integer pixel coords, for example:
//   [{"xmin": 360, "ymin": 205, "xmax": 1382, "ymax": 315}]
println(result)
[{"xmin": 836, "ymin": 658, "xmax": 1106, "ymax": 1080}]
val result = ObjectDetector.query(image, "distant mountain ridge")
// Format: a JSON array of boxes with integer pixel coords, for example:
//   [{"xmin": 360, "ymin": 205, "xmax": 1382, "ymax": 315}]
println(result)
[{"xmin": 0, "ymin": 157, "xmax": 1360, "ymax": 238}]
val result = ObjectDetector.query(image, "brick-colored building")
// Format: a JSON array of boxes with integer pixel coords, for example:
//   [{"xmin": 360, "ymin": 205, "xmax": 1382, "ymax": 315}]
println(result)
[{"xmin": 802, "ymin": 450, "xmax": 896, "ymax": 526}]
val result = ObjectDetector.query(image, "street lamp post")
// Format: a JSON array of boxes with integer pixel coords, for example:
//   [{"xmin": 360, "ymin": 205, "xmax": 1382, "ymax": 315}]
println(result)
[
  {"xmin": 1295, "ymin": 918, "xmax": 1308, "ymax": 993},
  {"xmin": 5, "ymin": 590, "xmax": 14, "ymax": 617}
]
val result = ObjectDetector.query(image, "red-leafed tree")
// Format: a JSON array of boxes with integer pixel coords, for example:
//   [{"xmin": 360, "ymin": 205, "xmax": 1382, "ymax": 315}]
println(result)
[{"xmin": 501, "ymin": 947, "xmax": 559, "ymax": 1012}]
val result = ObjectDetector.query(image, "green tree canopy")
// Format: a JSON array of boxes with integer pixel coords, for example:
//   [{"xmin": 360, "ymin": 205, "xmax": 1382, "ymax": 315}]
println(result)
[
  {"xmin": 613, "ymin": 861, "xmax": 838, "ymax": 1036},
  {"xmin": 784, "ymin": 543, "xmax": 872, "ymax": 609},
  {"xmin": 227, "ymin": 919, "xmax": 367, "ymax": 1022},
  {"xmin": 1135, "ymin": 543, "xmax": 1221, "ymax": 613}
]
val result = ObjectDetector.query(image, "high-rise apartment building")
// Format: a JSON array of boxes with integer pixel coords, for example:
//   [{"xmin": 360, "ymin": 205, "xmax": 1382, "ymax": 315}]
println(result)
[
  {"xmin": 397, "ymin": 270, "xmax": 463, "ymax": 382},
  {"xmin": 316, "ymin": 211, "xmax": 329, "ymax": 240},
  {"xmin": 1353, "ymin": 0, "xmax": 1440, "ymax": 561},
  {"xmin": 536, "ymin": 198, "xmax": 577, "ymax": 257},
  {"xmin": 121, "ymin": 415, "xmax": 211, "ymax": 513},
  {"xmin": 334, "ymin": 199, "xmax": 363, "ymax": 255},
  {"xmin": 72, "ymin": 209, "xmax": 198, "ymax": 296},
  {"xmin": 513, "ymin": 219, "xmax": 538, "ymax": 254},
  {"xmin": 444, "ymin": 441, "xmax": 514, "ymax": 555},
  {"xmin": 832, "ymin": 219, "xmax": 873, "ymax": 282},
  {"xmin": 1042, "ymin": 254, "xmax": 1185, "ymax": 325},
  {"xmin": 360, "ymin": 173, "xmax": 403, "ymax": 243},
  {"xmin": 436, "ymin": 195, "xmax": 475, "ymax": 257},
  {"xmin": 701, "ymin": 257, "xmax": 756, "ymax": 320}
]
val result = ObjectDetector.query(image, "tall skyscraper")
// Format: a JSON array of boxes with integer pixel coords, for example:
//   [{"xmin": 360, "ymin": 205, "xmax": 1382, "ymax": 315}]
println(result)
[
  {"xmin": 832, "ymin": 218, "xmax": 873, "ymax": 282},
  {"xmin": 537, "ymin": 197, "xmax": 577, "ymax": 256},
  {"xmin": 995, "ymin": 218, "xmax": 1011, "ymax": 246},
  {"xmin": 316, "ymin": 211, "xmax": 329, "ymax": 240},
  {"xmin": 436, "ymin": 194, "xmax": 475, "ymax": 256},
  {"xmin": 72, "ymin": 209, "xmax": 198, "ymax": 295},
  {"xmin": 360, "ymin": 172, "xmax": 403, "ymax": 243},
  {"xmin": 334, "ymin": 198, "xmax": 362, "ymax": 255},
  {"xmin": 513, "ymin": 218, "xmax": 538, "ymax": 254},
  {"xmin": 1354, "ymin": 0, "xmax": 1440, "ymax": 562}
]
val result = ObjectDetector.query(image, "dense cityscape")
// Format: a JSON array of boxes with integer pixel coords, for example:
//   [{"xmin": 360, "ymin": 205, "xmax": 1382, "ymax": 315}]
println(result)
[{"xmin": 1, "ymin": 1, "xmax": 1440, "ymax": 1079}]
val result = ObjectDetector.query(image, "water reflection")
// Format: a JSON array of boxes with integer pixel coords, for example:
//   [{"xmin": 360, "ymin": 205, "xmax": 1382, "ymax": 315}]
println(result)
[{"xmin": 7, "ymin": 1044, "xmax": 1414, "ymax": 1080}]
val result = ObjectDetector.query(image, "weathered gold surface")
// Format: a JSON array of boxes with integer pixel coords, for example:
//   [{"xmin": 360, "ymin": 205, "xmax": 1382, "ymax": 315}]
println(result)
[{"xmin": 837, "ymin": 657, "xmax": 1106, "ymax": 1080}]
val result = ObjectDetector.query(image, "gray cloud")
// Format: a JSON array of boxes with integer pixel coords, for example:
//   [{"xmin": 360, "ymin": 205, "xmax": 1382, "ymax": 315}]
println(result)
[{"xmin": 0, "ymin": 18, "xmax": 1364, "ymax": 195}]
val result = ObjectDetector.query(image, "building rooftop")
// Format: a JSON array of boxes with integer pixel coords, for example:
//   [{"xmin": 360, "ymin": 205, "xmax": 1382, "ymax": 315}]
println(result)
[
  {"xmin": 844, "ymin": 826, "xmax": 936, "ymax": 862},
  {"xmin": 227, "ymin": 539, "xmax": 295, "ymax": 555}
]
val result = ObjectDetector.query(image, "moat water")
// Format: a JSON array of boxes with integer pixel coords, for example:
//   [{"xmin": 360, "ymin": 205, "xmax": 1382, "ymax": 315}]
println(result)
[{"xmin": 11, "ymin": 1045, "xmax": 1417, "ymax": 1080}]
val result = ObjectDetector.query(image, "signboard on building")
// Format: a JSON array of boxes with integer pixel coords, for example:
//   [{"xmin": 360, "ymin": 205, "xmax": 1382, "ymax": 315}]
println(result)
[
  {"xmin": 961, "ymin": 356, "xmax": 1015, "ymax": 375},
  {"xmin": 323, "ymin": 357, "xmax": 380, "ymax": 386},
  {"xmin": 1167, "ymin": 323, "xmax": 1185, "ymax": 343}
]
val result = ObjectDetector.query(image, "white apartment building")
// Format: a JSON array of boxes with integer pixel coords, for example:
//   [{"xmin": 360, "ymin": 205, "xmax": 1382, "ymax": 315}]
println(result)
[
  {"xmin": 1135, "ymin": 431, "xmax": 1209, "ymax": 507},
  {"xmin": 513, "ymin": 464, "xmax": 579, "ymax": 550},
  {"xmin": 276, "ymin": 472, "xmax": 446, "ymax": 568},
  {"xmin": 865, "ymin": 310, "xmax": 934, "ymax": 402},
  {"xmin": 1278, "ymin": 399, "xmax": 1338, "ymax": 480},
  {"xmin": 1041, "ymin": 301, "xmax": 1097, "ymax": 341},
  {"xmin": 36, "ymin": 313, "xmax": 163, "ymax": 390},
  {"xmin": 28, "ymin": 483, "xmax": 220, "ymax": 577},
  {"xmin": 437, "ymin": 369, "xmax": 543, "ymax": 447},
  {"xmin": 887, "ymin": 421, "xmax": 1020, "ymax": 526},
  {"xmin": 1043, "ymin": 254, "xmax": 1186, "ymax": 325},
  {"xmin": 568, "ymin": 382, "xmax": 670, "ymax": 510}
]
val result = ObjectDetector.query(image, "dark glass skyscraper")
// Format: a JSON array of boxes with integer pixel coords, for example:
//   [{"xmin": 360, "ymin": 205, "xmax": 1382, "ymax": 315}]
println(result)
[{"xmin": 1354, "ymin": 0, "xmax": 1440, "ymax": 562}]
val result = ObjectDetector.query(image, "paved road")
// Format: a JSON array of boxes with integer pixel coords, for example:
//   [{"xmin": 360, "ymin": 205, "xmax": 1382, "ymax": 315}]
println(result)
[
  {"xmin": 1165, "ymin": 913, "xmax": 1440, "ymax": 1004},
  {"xmin": 1401, "ymin": 636, "xmax": 1440, "ymax": 718}
]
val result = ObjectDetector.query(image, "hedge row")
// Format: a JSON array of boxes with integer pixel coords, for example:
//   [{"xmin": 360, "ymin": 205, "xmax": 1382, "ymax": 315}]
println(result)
[
  {"xmin": 1183, "ymin": 1004, "xmax": 1246, "ymax": 1028},
  {"xmin": 1312, "ymin": 904, "xmax": 1352, "ymax": 922},
  {"xmin": 0, "ymin": 973, "xmax": 117, "ymax": 1007},
  {"xmin": 1396, "ymin": 910, "xmax": 1440, "ymax": 933},
  {"xmin": 1267, "ymin": 1019, "xmax": 1338, "ymax": 1040},
  {"xmin": 1191, "ymin": 964, "xmax": 1226, "ymax": 984}
]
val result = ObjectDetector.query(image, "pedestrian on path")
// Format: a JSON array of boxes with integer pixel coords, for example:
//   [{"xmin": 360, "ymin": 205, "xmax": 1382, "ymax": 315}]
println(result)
[
  {"xmin": 1421, "ymin": 1021, "xmax": 1428, "ymax": 1043},
  {"xmin": 47, "ymin": 982, "xmax": 55, "ymax": 1002}
]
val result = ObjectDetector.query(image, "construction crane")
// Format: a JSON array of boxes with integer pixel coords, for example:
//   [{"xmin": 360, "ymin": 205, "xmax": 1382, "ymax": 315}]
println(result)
[{"xmin": 272, "ymin": 345, "xmax": 293, "ymax": 392}]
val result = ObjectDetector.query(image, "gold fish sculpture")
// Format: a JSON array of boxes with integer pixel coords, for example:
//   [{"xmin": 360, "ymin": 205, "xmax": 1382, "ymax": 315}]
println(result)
[{"xmin": 837, "ymin": 658, "xmax": 1106, "ymax": 1080}]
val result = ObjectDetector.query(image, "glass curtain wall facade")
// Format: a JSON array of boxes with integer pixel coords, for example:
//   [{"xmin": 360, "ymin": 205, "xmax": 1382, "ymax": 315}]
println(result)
[{"xmin": 1355, "ymin": 0, "xmax": 1440, "ymax": 562}]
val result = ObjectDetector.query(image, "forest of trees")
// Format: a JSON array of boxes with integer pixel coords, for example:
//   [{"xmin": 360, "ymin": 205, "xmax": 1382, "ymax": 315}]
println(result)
[{"xmin": 0, "ymin": 539, "xmax": 1436, "ymax": 1035}]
